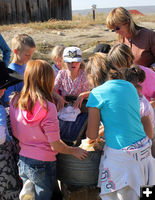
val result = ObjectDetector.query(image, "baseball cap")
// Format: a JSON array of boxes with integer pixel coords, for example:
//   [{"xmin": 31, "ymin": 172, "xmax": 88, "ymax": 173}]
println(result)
[{"xmin": 63, "ymin": 47, "xmax": 82, "ymax": 63}]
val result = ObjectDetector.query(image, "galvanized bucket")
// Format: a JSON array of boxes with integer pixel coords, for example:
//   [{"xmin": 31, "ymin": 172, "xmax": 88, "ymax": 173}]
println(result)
[{"xmin": 56, "ymin": 150, "xmax": 102, "ymax": 186}]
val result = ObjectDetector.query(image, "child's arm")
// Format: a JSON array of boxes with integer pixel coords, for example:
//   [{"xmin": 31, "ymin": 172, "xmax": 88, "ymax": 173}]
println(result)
[
  {"xmin": 50, "ymin": 139, "xmax": 88, "ymax": 160},
  {"xmin": 53, "ymin": 90, "xmax": 68, "ymax": 111},
  {"xmin": 86, "ymin": 107, "xmax": 100, "ymax": 140},
  {"xmin": 141, "ymin": 115, "xmax": 154, "ymax": 139},
  {"xmin": 150, "ymin": 98, "xmax": 155, "ymax": 108},
  {"xmin": 74, "ymin": 91, "xmax": 90, "ymax": 109}
]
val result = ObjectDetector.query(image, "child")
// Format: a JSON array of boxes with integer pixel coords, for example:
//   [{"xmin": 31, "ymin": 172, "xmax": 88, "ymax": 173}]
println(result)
[
  {"xmin": 51, "ymin": 45, "xmax": 65, "ymax": 77},
  {"xmin": 85, "ymin": 52, "xmax": 155, "ymax": 200},
  {"xmin": 54, "ymin": 46, "xmax": 90, "ymax": 142},
  {"xmin": 123, "ymin": 65, "xmax": 154, "ymax": 139},
  {"xmin": 3, "ymin": 34, "xmax": 36, "ymax": 104},
  {"xmin": 9, "ymin": 59, "xmax": 88, "ymax": 200},
  {"xmin": 107, "ymin": 43, "xmax": 155, "ymax": 107},
  {"xmin": 0, "ymin": 61, "xmax": 23, "ymax": 199}
]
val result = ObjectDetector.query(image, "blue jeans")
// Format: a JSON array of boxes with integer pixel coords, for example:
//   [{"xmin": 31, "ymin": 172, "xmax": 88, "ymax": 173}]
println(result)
[{"xmin": 18, "ymin": 155, "xmax": 56, "ymax": 200}]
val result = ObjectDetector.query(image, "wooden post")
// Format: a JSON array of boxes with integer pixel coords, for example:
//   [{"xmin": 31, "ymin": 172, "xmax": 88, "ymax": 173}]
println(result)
[{"xmin": 91, "ymin": 4, "xmax": 96, "ymax": 21}]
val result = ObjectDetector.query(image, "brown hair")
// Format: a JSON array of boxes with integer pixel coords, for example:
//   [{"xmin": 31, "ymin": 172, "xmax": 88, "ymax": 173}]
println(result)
[
  {"xmin": 107, "ymin": 43, "xmax": 134, "ymax": 69},
  {"xmin": 12, "ymin": 60, "xmax": 55, "ymax": 112},
  {"xmin": 86, "ymin": 53, "xmax": 123, "ymax": 87},
  {"xmin": 122, "ymin": 64, "xmax": 145, "ymax": 89}
]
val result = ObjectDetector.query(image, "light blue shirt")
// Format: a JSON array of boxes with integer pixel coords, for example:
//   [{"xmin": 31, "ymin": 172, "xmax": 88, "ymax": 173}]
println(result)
[
  {"xmin": 3, "ymin": 63, "xmax": 25, "ymax": 103},
  {"xmin": 87, "ymin": 80, "xmax": 146, "ymax": 149}
]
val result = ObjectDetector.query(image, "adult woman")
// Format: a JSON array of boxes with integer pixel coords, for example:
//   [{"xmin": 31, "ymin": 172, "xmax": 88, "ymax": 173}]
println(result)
[
  {"xmin": 106, "ymin": 7, "xmax": 155, "ymax": 69},
  {"xmin": 85, "ymin": 53, "xmax": 155, "ymax": 200}
]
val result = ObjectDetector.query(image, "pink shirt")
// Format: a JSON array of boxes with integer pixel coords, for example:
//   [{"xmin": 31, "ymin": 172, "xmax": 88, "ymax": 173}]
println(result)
[
  {"xmin": 54, "ymin": 69, "xmax": 90, "ymax": 97},
  {"xmin": 10, "ymin": 100, "xmax": 60, "ymax": 161},
  {"xmin": 139, "ymin": 65, "xmax": 155, "ymax": 101}
]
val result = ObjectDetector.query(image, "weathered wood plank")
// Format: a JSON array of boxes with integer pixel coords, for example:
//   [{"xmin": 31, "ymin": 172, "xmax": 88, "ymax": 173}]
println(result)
[{"xmin": 0, "ymin": 0, "xmax": 72, "ymax": 25}]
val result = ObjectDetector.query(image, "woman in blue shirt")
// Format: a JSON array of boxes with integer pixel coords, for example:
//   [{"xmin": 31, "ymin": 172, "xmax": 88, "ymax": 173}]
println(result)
[{"xmin": 85, "ymin": 53, "xmax": 155, "ymax": 200}]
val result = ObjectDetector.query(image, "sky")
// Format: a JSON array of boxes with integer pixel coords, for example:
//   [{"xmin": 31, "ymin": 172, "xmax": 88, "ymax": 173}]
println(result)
[{"xmin": 72, "ymin": 0, "xmax": 155, "ymax": 10}]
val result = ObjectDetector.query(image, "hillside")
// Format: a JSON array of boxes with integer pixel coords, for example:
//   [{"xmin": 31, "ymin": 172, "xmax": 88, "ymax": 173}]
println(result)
[{"xmin": 73, "ymin": 5, "xmax": 155, "ymax": 15}]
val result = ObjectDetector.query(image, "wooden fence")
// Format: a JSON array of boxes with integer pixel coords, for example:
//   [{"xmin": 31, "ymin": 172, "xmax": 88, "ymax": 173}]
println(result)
[{"xmin": 0, "ymin": 0, "xmax": 72, "ymax": 25}]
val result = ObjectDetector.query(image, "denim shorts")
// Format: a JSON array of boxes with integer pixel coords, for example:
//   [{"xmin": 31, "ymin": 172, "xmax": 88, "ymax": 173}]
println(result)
[{"xmin": 18, "ymin": 155, "xmax": 56, "ymax": 200}]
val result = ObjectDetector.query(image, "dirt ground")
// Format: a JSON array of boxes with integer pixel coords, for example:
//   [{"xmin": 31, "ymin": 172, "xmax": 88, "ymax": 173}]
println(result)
[{"xmin": 2, "ymin": 21, "xmax": 155, "ymax": 62}]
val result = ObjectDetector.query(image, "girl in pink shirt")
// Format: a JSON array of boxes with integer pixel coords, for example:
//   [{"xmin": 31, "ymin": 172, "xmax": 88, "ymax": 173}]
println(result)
[{"xmin": 10, "ymin": 60, "xmax": 88, "ymax": 200}]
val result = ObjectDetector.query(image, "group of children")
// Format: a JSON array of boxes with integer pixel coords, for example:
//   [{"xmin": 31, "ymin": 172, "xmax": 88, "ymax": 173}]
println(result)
[{"xmin": 0, "ymin": 32, "xmax": 155, "ymax": 200}]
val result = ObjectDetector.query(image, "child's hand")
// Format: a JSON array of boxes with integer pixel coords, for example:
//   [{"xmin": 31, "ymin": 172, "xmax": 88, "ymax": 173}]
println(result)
[
  {"xmin": 73, "ymin": 93, "xmax": 84, "ymax": 109},
  {"xmin": 71, "ymin": 147, "xmax": 88, "ymax": 160},
  {"xmin": 98, "ymin": 125, "xmax": 104, "ymax": 137},
  {"xmin": 56, "ymin": 96, "xmax": 68, "ymax": 111}
]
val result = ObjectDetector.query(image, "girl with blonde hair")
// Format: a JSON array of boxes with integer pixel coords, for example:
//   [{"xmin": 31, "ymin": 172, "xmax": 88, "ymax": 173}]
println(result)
[
  {"xmin": 9, "ymin": 59, "xmax": 88, "ymax": 200},
  {"xmin": 51, "ymin": 45, "xmax": 65, "ymax": 76}
]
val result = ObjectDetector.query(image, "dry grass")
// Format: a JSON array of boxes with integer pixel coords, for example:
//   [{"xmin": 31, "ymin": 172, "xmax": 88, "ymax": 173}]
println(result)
[
  {"xmin": 0, "ymin": 13, "xmax": 154, "ymax": 32},
  {"xmin": 0, "ymin": 13, "xmax": 154, "ymax": 63}
]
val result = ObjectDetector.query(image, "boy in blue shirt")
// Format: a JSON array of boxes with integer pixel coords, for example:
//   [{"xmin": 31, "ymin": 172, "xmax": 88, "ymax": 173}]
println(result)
[{"xmin": 3, "ymin": 34, "xmax": 36, "ymax": 104}]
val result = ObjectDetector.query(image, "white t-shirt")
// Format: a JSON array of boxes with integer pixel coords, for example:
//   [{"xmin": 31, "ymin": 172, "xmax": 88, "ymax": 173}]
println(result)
[{"xmin": 139, "ymin": 95, "xmax": 155, "ymax": 128}]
